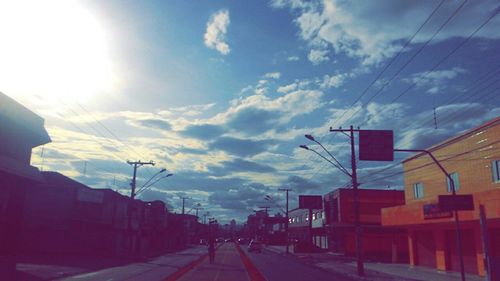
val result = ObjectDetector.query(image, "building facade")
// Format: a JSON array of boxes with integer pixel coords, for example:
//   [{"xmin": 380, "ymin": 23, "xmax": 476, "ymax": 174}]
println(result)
[
  {"xmin": 382, "ymin": 117, "xmax": 500, "ymax": 277},
  {"xmin": 325, "ymin": 188, "xmax": 408, "ymax": 262},
  {"xmin": 0, "ymin": 92, "xmax": 51, "ymax": 277}
]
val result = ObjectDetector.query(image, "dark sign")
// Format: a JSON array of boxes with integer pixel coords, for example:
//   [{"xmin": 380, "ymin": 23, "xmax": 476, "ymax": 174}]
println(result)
[
  {"xmin": 423, "ymin": 203, "xmax": 453, "ymax": 220},
  {"xmin": 438, "ymin": 194, "xmax": 474, "ymax": 212},
  {"xmin": 359, "ymin": 130, "xmax": 394, "ymax": 161},
  {"xmin": 299, "ymin": 195, "xmax": 323, "ymax": 209}
]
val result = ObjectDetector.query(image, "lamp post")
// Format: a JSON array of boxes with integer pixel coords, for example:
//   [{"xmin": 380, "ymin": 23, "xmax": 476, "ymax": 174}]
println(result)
[{"xmin": 300, "ymin": 133, "xmax": 364, "ymax": 276}]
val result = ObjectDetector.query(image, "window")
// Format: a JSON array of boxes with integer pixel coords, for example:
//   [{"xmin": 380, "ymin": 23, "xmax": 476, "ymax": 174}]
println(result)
[
  {"xmin": 413, "ymin": 182, "xmax": 424, "ymax": 199},
  {"xmin": 446, "ymin": 172, "xmax": 460, "ymax": 192},
  {"xmin": 492, "ymin": 160, "xmax": 500, "ymax": 183}
]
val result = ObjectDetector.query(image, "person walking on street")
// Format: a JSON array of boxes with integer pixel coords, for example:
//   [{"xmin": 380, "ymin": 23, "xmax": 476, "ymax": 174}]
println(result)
[{"xmin": 208, "ymin": 238, "xmax": 215, "ymax": 264}]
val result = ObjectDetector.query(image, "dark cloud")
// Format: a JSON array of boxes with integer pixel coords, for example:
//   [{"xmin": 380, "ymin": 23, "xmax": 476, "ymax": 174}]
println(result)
[
  {"xmin": 180, "ymin": 124, "xmax": 227, "ymax": 140},
  {"xmin": 284, "ymin": 175, "xmax": 321, "ymax": 193},
  {"xmin": 136, "ymin": 119, "xmax": 172, "ymax": 131},
  {"xmin": 209, "ymin": 136, "xmax": 274, "ymax": 157},
  {"xmin": 227, "ymin": 107, "xmax": 282, "ymax": 135},
  {"xmin": 208, "ymin": 158, "xmax": 276, "ymax": 176},
  {"xmin": 208, "ymin": 183, "xmax": 272, "ymax": 211}
]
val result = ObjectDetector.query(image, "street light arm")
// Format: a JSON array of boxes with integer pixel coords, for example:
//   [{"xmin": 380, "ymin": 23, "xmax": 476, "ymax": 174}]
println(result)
[
  {"xmin": 311, "ymin": 138, "xmax": 351, "ymax": 176},
  {"xmin": 136, "ymin": 173, "xmax": 173, "ymax": 196},
  {"xmin": 305, "ymin": 146, "xmax": 352, "ymax": 178},
  {"xmin": 139, "ymin": 168, "xmax": 166, "ymax": 189}
]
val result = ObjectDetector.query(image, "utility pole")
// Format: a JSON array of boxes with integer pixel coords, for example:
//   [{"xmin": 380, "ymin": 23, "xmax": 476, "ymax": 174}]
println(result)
[
  {"xmin": 193, "ymin": 204, "xmax": 203, "ymax": 221},
  {"xmin": 127, "ymin": 160, "xmax": 155, "ymax": 201},
  {"xmin": 330, "ymin": 125, "xmax": 364, "ymax": 276},
  {"xmin": 278, "ymin": 188, "xmax": 292, "ymax": 254},
  {"xmin": 181, "ymin": 197, "xmax": 190, "ymax": 214},
  {"xmin": 126, "ymin": 160, "xmax": 154, "ymax": 256},
  {"xmin": 258, "ymin": 206, "xmax": 270, "ymax": 215}
]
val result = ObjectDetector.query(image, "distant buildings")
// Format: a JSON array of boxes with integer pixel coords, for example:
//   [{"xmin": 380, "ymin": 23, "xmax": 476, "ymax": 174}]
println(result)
[
  {"xmin": 0, "ymin": 92, "xmax": 203, "ymax": 277},
  {"xmin": 382, "ymin": 117, "xmax": 500, "ymax": 278}
]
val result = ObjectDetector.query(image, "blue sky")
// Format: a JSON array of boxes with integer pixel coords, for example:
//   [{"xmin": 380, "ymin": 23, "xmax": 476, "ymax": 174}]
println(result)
[{"xmin": 1, "ymin": 0, "xmax": 499, "ymax": 223}]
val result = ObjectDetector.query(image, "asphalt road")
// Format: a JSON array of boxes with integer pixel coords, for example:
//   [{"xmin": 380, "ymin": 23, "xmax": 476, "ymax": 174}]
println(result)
[
  {"xmin": 176, "ymin": 243, "xmax": 250, "ymax": 281},
  {"xmin": 242, "ymin": 245, "xmax": 356, "ymax": 281}
]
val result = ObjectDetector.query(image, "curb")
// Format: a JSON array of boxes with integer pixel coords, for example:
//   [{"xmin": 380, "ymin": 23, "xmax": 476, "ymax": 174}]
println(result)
[
  {"xmin": 162, "ymin": 254, "xmax": 207, "ymax": 281},
  {"xmin": 235, "ymin": 244, "xmax": 267, "ymax": 281}
]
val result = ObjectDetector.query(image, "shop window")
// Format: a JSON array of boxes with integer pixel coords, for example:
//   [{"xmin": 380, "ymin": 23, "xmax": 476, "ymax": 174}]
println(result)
[
  {"xmin": 413, "ymin": 182, "xmax": 424, "ymax": 199},
  {"xmin": 492, "ymin": 160, "xmax": 500, "ymax": 183},
  {"xmin": 446, "ymin": 172, "xmax": 460, "ymax": 192}
]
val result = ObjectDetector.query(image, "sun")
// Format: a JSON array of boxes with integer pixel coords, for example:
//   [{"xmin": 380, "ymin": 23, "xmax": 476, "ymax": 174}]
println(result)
[{"xmin": 0, "ymin": 0, "xmax": 115, "ymax": 104}]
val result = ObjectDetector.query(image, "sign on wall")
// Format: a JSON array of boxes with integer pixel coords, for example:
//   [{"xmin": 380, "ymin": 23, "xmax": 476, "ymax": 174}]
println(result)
[{"xmin": 423, "ymin": 203, "xmax": 453, "ymax": 220}]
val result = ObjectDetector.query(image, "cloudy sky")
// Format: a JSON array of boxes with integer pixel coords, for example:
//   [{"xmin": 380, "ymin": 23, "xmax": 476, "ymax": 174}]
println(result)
[{"xmin": 1, "ymin": 0, "xmax": 499, "ymax": 223}]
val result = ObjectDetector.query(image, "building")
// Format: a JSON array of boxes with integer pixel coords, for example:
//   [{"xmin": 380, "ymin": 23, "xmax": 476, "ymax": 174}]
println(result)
[
  {"xmin": 288, "ymin": 207, "xmax": 324, "ymax": 248},
  {"xmin": 324, "ymin": 188, "xmax": 408, "ymax": 262},
  {"xmin": 382, "ymin": 117, "xmax": 500, "ymax": 278},
  {"xmin": 0, "ymin": 92, "xmax": 51, "ymax": 276}
]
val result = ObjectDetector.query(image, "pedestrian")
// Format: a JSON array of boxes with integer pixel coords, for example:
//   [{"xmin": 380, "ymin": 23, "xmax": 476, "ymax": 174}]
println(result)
[{"xmin": 208, "ymin": 238, "xmax": 215, "ymax": 264}]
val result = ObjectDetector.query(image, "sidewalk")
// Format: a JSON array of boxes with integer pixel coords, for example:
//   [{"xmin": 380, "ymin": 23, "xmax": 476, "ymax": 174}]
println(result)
[
  {"xmin": 12, "ymin": 245, "xmax": 207, "ymax": 281},
  {"xmin": 265, "ymin": 245, "xmax": 483, "ymax": 281}
]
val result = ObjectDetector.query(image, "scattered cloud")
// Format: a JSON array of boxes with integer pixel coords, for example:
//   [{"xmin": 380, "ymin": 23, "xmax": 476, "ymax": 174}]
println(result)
[
  {"xmin": 404, "ymin": 67, "xmax": 467, "ymax": 95},
  {"xmin": 308, "ymin": 49, "xmax": 329, "ymax": 65},
  {"xmin": 274, "ymin": 1, "xmax": 500, "ymax": 65},
  {"xmin": 320, "ymin": 73, "xmax": 345, "ymax": 89},
  {"xmin": 204, "ymin": 9, "xmax": 231, "ymax": 55},
  {"xmin": 264, "ymin": 72, "xmax": 281, "ymax": 79},
  {"xmin": 208, "ymin": 136, "xmax": 274, "ymax": 157},
  {"xmin": 287, "ymin": 55, "xmax": 300, "ymax": 61}
]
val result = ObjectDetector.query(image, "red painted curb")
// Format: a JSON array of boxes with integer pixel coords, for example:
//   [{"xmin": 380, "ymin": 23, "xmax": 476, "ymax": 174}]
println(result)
[
  {"xmin": 163, "ymin": 254, "xmax": 207, "ymax": 281},
  {"xmin": 163, "ymin": 243, "xmax": 225, "ymax": 281},
  {"xmin": 235, "ymin": 244, "xmax": 267, "ymax": 281}
]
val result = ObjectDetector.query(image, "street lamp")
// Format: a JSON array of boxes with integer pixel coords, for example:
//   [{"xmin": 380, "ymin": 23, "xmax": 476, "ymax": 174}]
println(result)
[
  {"xmin": 135, "ymin": 172, "xmax": 173, "ymax": 196},
  {"xmin": 301, "ymin": 134, "xmax": 364, "ymax": 276}
]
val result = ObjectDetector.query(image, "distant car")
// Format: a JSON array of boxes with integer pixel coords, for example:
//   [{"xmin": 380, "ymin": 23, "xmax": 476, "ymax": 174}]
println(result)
[
  {"xmin": 248, "ymin": 240, "xmax": 263, "ymax": 253},
  {"xmin": 216, "ymin": 238, "xmax": 224, "ymax": 243},
  {"xmin": 237, "ymin": 238, "xmax": 247, "ymax": 245}
]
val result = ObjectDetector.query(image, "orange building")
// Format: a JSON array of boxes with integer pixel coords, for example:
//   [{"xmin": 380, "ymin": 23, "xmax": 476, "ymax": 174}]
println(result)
[{"xmin": 382, "ymin": 117, "xmax": 500, "ymax": 277}]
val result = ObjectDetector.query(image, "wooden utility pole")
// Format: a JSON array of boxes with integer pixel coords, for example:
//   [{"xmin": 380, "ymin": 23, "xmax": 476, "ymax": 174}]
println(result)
[
  {"xmin": 278, "ymin": 188, "xmax": 292, "ymax": 254},
  {"xmin": 126, "ymin": 160, "xmax": 154, "ymax": 256},
  {"xmin": 329, "ymin": 126, "xmax": 364, "ymax": 276}
]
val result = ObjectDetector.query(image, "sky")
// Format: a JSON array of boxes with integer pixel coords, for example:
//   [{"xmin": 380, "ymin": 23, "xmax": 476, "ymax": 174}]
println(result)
[{"xmin": 1, "ymin": 0, "xmax": 499, "ymax": 224}]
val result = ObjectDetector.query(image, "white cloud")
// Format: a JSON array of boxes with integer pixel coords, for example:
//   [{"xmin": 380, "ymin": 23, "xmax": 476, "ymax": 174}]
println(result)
[
  {"xmin": 320, "ymin": 73, "xmax": 345, "ymax": 89},
  {"xmin": 405, "ymin": 67, "xmax": 467, "ymax": 94},
  {"xmin": 275, "ymin": 0, "xmax": 500, "ymax": 65},
  {"xmin": 277, "ymin": 83, "xmax": 298, "ymax": 94},
  {"xmin": 308, "ymin": 49, "xmax": 329, "ymax": 65},
  {"xmin": 287, "ymin": 56, "xmax": 300, "ymax": 61},
  {"xmin": 264, "ymin": 72, "xmax": 281, "ymax": 79},
  {"xmin": 204, "ymin": 10, "xmax": 231, "ymax": 55}
]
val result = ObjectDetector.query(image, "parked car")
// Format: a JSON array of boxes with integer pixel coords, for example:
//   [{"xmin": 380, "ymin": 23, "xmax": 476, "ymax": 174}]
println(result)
[{"xmin": 248, "ymin": 240, "xmax": 263, "ymax": 253}]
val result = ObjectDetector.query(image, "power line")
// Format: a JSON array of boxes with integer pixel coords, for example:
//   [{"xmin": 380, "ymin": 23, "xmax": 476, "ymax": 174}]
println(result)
[
  {"xmin": 334, "ymin": 0, "xmax": 466, "ymax": 128},
  {"xmin": 331, "ymin": 0, "xmax": 446, "ymax": 128}
]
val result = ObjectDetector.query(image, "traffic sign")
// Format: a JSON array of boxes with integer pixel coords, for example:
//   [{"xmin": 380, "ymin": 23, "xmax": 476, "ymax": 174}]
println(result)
[
  {"xmin": 438, "ymin": 194, "xmax": 474, "ymax": 211},
  {"xmin": 359, "ymin": 130, "xmax": 394, "ymax": 161}
]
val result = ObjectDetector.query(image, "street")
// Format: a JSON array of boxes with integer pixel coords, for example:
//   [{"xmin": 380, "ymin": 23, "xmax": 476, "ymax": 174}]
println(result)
[{"xmin": 242, "ymin": 245, "xmax": 355, "ymax": 281}]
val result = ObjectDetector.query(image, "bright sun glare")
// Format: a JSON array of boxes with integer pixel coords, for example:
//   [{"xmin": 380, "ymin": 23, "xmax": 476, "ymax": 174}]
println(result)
[{"xmin": 0, "ymin": 0, "xmax": 114, "ymax": 104}]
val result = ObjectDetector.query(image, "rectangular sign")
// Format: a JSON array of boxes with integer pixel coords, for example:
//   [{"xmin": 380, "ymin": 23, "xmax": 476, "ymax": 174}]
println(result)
[
  {"xmin": 299, "ymin": 195, "xmax": 323, "ymax": 209},
  {"xmin": 438, "ymin": 194, "xmax": 474, "ymax": 211},
  {"xmin": 423, "ymin": 203, "xmax": 453, "ymax": 220},
  {"xmin": 359, "ymin": 130, "xmax": 394, "ymax": 161}
]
